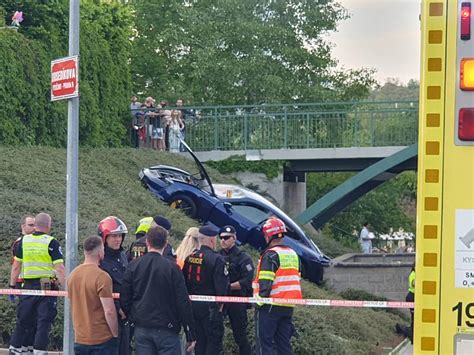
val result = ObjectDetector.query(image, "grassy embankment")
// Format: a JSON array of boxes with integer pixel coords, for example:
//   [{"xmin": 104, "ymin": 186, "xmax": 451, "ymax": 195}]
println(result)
[{"xmin": 0, "ymin": 146, "xmax": 405, "ymax": 354}]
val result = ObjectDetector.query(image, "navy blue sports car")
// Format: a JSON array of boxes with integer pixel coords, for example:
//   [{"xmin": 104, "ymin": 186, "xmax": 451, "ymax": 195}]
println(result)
[{"xmin": 139, "ymin": 142, "xmax": 330, "ymax": 283}]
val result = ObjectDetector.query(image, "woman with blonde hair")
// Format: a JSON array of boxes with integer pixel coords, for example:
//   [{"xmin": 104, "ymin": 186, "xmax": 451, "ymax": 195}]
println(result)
[
  {"xmin": 176, "ymin": 227, "xmax": 199, "ymax": 269},
  {"xmin": 169, "ymin": 110, "xmax": 184, "ymax": 153}
]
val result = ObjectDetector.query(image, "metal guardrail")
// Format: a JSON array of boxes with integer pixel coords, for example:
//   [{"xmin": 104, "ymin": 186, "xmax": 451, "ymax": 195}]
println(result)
[{"xmin": 130, "ymin": 100, "xmax": 419, "ymax": 151}]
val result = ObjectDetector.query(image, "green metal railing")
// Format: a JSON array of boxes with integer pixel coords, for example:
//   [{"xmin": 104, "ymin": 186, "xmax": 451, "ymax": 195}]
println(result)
[
  {"xmin": 184, "ymin": 100, "xmax": 419, "ymax": 151},
  {"xmin": 131, "ymin": 100, "xmax": 419, "ymax": 151}
]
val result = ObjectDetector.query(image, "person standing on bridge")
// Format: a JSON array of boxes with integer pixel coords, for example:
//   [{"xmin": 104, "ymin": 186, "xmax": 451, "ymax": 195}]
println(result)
[{"xmin": 253, "ymin": 217, "xmax": 302, "ymax": 355}]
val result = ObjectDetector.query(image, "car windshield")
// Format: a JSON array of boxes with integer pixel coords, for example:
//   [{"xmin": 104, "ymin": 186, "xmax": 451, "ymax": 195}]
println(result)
[{"xmin": 230, "ymin": 203, "xmax": 273, "ymax": 225}]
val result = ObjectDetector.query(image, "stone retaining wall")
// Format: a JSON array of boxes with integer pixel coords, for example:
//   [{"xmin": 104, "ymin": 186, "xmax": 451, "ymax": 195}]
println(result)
[{"xmin": 324, "ymin": 253, "xmax": 415, "ymax": 301}]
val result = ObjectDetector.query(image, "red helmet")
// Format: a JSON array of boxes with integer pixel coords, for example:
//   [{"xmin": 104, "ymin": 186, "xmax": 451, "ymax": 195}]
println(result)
[
  {"xmin": 98, "ymin": 216, "xmax": 128, "ymax": 243},
  {"xmin": 262, "ymin": 217, "xmax": 286, "ymax": 244}
]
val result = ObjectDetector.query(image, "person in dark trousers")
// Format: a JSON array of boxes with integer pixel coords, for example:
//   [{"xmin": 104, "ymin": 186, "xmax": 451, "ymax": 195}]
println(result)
[
  {"xmin": 9, "ymin": 213, "xmax": 65, "ymax": 355},
  {"xmin": 253, "ymin": 217, "xmax": 303, "ymax": 355},
  {"xmin": 9, "ymin": 215, "xmax": 36, "ymax": 355},
  {"xmin": 396, "ymin": 262, "xmax": 415, "ymax": 343},
  {"xmin": 98, "ymin": 216, "xmax": 130, "ymax": 355},
  {"xmin": 183, "ymin": 225, "xmax": 229, "ymax": 355},
  {"xmin": 218, "ymin": 225, "xmax": 254, "ymax": 355},
  {"xmin": 120, "ymin": 226, "xmax": 196, "ymax": 354},
  {"xmin": 127, "ymin": 215, "xmax": 176, "ymax": 262}
]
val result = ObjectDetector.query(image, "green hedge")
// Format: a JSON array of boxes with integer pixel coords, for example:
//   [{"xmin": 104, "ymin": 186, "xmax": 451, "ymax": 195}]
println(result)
[{"xmin": 0, "ymin": 1, "xmax": 133, "ymax": 147}]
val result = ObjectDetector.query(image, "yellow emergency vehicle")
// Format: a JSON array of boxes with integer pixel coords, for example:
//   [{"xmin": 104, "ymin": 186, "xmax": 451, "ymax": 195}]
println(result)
[{"xmin": 416, "ymin": 0, "xmax": 474, "ymax": 353}]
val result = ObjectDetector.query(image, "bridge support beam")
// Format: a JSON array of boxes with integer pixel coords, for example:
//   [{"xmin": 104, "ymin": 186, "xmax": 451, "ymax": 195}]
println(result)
[{"xmin": 283, "ymin": 170, "xmax": 306, "ymax": 217}]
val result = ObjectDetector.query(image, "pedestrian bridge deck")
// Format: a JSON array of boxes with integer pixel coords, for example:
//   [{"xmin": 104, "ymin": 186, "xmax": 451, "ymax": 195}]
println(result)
[{"xmin": 184, "ymin": 100, "xmax": 418, "ymax": 162}]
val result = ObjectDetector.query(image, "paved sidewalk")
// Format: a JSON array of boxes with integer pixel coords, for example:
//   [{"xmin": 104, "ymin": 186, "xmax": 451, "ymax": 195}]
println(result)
[{"xmin": 390, "ymin": 339, "xmax": 413, "ymax": 355}]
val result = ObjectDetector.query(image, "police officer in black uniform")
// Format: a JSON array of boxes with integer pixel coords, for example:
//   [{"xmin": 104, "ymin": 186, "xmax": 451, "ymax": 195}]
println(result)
[
  {"xmin": 183, "ymin": 225, "xmax": 229, "ymax": 355},
  {"xmin": 127, "ymin": 215, "xmax": 176, "ymax": 262},
  {"xmin": 218, "ymin": 225, "xmax": 254, "ymax": 355}
]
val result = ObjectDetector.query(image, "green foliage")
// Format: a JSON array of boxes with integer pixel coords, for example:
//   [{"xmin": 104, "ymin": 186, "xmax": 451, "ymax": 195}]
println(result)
[
  {"xmin": 0, "ymin": 0, "xmax": 133, "ymax": 147},
  {"xmin": 0, "ymin": 7, "xmax": 5, "ymax": 27},
  {"xmin": 207, "ymin": 156, "xmax": 283, "ymax": 180},
  {"xmin": 306, "ymin": 226, "xmax": 358, "ymax": 258},
  {"xmin": 306, "ymin": 171, "xmax": 417, "ymax": 245},
  {"xmin": 130, "ymin": 0, "xmax": 377, "ymax": 105},
  {"xmin": 369, "ymin": 78, "xmax": 419, "ymax": 101},
  {"xmin": 0, "ymin": 31, "xmax": 65, "ymax": 146}
]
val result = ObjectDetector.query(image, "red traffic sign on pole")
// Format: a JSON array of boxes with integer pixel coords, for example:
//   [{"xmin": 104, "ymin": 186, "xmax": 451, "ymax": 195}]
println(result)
[{"xmin": 51, "ymin": 55, "xmax": 79, "ymax": 101}]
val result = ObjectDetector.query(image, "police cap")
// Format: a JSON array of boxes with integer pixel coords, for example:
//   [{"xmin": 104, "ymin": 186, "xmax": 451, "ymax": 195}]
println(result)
[
  {"xmin": 219, "ymin": 225, "xmax": 236, "ymax": 237},
  {"xmin": 153, "ymin": 215, "xmax": 171, "ymax": 231},
  {"xmin": 199, "ymin": 225, "xmax": 219, "ymax": 237}
]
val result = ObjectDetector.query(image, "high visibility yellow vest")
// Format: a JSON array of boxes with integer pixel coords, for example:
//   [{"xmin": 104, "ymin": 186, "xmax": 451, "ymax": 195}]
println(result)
[
  {"xmin": 134, "ymin": 217, "xmax": 153, "ymax": 235},
  {"xmin": 252, "ymin": 246, "xmax": 302, "ymax": 307},
  {"xmin": 408, "ymin": 270, "xmax": 415, "ymax": 294},
  {"xmin": 22, "ymin": 234, "xmax": 55, "ymax": 279}
]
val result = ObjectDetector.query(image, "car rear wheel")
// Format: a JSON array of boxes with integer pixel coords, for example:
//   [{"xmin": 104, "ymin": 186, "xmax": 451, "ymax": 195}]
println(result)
[{"xmin": 169, "ymin": 194, "xmax": 197, "ymax": 219}]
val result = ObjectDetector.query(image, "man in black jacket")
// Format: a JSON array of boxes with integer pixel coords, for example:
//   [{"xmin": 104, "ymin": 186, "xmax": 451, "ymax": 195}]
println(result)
[
  {"xmin": 121, "ymin": 226, "xmax": 196, "ymax": 354},
  {"xmin": 218, "ymin": 225, "xmax": 254, "ymax": 355}
]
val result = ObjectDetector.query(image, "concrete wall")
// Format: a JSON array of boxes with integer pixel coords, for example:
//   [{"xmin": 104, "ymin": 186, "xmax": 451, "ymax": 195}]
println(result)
[
  {"xmin": 324, "ymin": 253, "xmax": 415, "ymax": 301},
  {"xmin": 231, "ymin": 171, "xmax": 308, "ymax": 217},
  {"xmin": 231, "ymin": 171, "xmax": 284, "ymax": 207}
]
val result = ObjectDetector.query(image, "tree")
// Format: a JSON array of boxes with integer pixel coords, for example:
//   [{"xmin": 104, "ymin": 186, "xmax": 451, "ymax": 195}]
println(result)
[
  {"xmin": 0, "ymin": 0, "xmax": 133, "ymax": 147},
  {"xmin": 306, "ymin": 171, "xmax": 416, "ymax": 246},
  {"xmin": 369, "ymin": 78, "xmax": 420, "ymax": 101},
  {"xmin": 130, "ymin": 0, "xmax": 377, "ymax": 105}
]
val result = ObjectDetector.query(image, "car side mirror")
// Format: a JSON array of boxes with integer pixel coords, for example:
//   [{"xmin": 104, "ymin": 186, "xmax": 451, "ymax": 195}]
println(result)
[{"xmin": 224, "ymin": 202, "xmax": 232, "ymax": 212}]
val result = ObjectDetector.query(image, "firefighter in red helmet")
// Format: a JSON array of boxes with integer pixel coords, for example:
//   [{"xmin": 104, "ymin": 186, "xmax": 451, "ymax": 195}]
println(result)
[
  {"xmin": 253, "ymin": 217, "xmax": 302, "ymax": 355},
  {"xmin": 98, "ymin": 216, "xmax": 130, "ymax": 355}
]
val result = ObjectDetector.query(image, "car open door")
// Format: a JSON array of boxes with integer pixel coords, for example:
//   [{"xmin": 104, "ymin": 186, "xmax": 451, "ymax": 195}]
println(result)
[{"xmin": 180, "ymin": 140, "xmax": 216, "ymax": 196}]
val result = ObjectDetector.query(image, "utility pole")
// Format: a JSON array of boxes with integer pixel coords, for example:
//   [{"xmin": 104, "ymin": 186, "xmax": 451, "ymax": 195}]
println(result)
[{"xmin": 63, "ymin": 0, "xmax": 80, "ymax": 353}]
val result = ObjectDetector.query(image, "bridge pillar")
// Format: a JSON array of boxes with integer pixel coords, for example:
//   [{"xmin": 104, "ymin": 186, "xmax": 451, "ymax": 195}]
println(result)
[{"xmin": 283, "ymin": 170, "xmax": 306, "ymax": 217}]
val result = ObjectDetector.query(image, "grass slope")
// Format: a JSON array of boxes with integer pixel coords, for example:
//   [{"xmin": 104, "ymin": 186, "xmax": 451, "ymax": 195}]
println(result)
[{"xmin": 0, "ymin": 146, "xmax": 404, "ymax": 353}]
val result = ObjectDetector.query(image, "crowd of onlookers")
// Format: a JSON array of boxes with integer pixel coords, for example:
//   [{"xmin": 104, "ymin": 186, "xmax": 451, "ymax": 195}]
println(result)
[{"xmin": 130, "ymin": 96, "xmax": 196, "ymax": 152}]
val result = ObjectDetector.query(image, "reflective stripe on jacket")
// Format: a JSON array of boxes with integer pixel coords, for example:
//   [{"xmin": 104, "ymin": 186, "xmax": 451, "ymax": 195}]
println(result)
[
  {"xmin": 408, "ymin": 270, "xmax": 415, "ymax": 294},
  {"xmin": 134, "ymin": 217, "xmax": 153, "ymax": 235},
  {"xmin": 22, "ymin": 234, "xmax": 55, "ymax": 279},
  {"xmin": 253, "ymin": 246, "xmax": 302, "ymax": 307}
]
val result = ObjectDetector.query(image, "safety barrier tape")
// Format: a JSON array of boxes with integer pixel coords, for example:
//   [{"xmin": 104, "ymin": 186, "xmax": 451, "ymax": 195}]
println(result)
[{"xmin": 0, "ymin": 288, "xmax": 414, "ymax": 309}]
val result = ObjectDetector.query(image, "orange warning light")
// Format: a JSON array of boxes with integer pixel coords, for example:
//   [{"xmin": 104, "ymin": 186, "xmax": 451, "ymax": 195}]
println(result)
[{"xmin": 461, "ymin": 58, "xmax": 474, "ymax": 90}]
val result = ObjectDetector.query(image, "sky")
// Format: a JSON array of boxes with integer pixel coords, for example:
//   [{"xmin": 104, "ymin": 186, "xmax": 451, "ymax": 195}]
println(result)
[{"xmin": 326, "ymin": 0, "xmax": 421, "ymax": 84}]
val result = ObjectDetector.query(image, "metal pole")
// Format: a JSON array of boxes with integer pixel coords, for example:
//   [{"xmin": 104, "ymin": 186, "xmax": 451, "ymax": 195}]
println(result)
[{"xmin": 63, "ymin": 0, "xmax": 80, "ymax": 353}]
